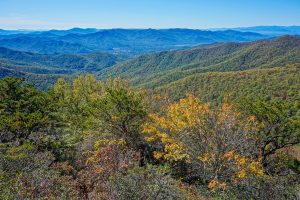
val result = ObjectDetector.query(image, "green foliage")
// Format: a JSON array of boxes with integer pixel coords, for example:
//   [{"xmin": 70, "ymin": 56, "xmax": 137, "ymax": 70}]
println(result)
[
  {"xmin": 0, "ymin": 77, "xmax": 55, "ymax": 143},
  {"xmin": 52, "ymin": 75, "xmax": 147, "ymax": 150},
  {"xmin": 155, "ymin": 65, "xmax": 300, "ymax": 106},
  {"xmin": 99, "ymin": 35, "xmax": 300, "ymax": 88},
  {"xmin": 238, "ymin": 97, "xmax": 300, "ymax": 166},
  {"xmin": 94, "ymin": 78, "xmax": 147, "ymax": 148}
]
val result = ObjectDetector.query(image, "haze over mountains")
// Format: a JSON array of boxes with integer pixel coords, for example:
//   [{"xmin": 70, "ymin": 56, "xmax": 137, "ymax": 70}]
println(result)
[
  {"xmin": 0, "ymin": 28, "xmax": 266, "ymax": 55},
  {"xmin": 0, "ymin": 26, "xmax": 299, "ymax": 90},
  {"xmin": 213, "ymin": 26, "xmax": 300, "ymax": 36}
]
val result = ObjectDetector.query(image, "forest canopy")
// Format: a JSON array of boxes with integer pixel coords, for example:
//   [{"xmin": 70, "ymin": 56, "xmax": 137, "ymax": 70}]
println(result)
[{"xmin": 0, "ymin": 75, "xmax": 299, "ymax": 199}]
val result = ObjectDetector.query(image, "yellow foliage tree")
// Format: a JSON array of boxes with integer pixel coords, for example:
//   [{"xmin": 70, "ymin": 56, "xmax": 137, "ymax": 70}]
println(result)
[{"xmin": 143, "ymin": 94, "xmax": 264, "ymax": 188}]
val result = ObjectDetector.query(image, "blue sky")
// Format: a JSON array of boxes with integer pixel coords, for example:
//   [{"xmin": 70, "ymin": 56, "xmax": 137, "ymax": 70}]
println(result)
[{"xmin": 0, "ymin": 0, "xmax": 299, "ymax": 30}]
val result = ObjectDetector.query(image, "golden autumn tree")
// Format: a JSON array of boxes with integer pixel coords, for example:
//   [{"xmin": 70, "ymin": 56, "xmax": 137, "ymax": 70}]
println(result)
[{"xmin": 143, "ymin": 94, "xmax": 264, "ymax": 189}]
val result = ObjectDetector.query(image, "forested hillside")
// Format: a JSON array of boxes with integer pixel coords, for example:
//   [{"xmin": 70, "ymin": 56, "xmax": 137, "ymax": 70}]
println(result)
[
  {"xmin": 0, "ymin": 47, "xmax": 126, "ymax": 89},
  {"xmin": 100, "ymin": 35, "xmax": 300, "ymax": 88},
  {"xmin": 0, "ymin": 47, "xmax": 124, "ymax": 71},
  {"xmin": 154, "ymin": 65, "xmax": 300, "ymax": 105}
]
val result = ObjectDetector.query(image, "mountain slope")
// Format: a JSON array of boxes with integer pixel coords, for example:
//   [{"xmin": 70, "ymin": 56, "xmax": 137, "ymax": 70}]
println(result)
[
  {"xmin": 0, "ymin": 47, "xmax": 126, "ymax": 89},
  {"xmin": 99, "ymin": 35, "xmax": 300, "ymax": 88},
  {"xmin": 0, "ymin": 47, "xmax": 123, "ymax": 72},
  {"xmin": 153, "ymin": 65, "xmax": 300, "ymax": 105}
]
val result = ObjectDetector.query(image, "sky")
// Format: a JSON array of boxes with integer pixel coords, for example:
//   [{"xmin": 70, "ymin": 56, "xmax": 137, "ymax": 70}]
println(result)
[{"xmin": 0, "ymin": 0, "xmax": 299, "ymax": 30}]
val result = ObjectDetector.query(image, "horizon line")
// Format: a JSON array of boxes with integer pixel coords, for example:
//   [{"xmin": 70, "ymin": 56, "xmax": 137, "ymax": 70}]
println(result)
[{"xmin": 1, "ymin": 25, "xmax": 300, "ymax": 31}]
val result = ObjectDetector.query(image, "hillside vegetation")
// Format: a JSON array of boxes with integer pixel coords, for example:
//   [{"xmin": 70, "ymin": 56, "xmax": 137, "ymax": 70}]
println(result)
[
  {"xmin": 154, "ymin": 65, "xmax": 300, "ymax": 105},
  {"xmin": 100, "ymin": 35, "xmax": 300, "ymax": 88},
  {"xmin": 0, "ymin": 47, "xmax": 126, "ymax": 89}
]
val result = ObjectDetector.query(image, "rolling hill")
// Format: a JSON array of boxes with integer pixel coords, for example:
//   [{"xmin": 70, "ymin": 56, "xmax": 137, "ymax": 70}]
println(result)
[
  {"xmin": 0, "ymin": 47, "xmax": 124, "ymax": 72},
  {"xmin": 0, "ymin": 47, "xmax": 125, "ymax": 89},
  {"xmin": 99, "ymin": 35, "xmax": 300, "ymax": 88},
  {"xmin": 153, "ymin": 64, "xmax": 300, "ymax": 105}
]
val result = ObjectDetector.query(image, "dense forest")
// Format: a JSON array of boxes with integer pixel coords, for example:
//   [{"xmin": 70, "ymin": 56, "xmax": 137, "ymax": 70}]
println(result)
[
  {"xmin": 0, "ymin": 28, "xmax": 300, "ymax": 199},
  {"xmin": 0, "ymin": 74, "xmax": 299, "ymax": 199},
  {"xmin": 100, "ymin": 35, "xmax": 300, "ymax": 88}
]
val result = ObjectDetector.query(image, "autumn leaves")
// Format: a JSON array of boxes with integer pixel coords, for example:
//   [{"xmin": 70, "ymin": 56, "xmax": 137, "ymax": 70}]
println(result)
[{"xmin": 143, "ymin": 94, "xmax": 264, "ymax": 190}]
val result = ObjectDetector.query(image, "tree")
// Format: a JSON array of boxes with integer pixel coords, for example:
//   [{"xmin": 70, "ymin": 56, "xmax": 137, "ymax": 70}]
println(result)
[
  {"xmin": 52, "ymin": 75, "xmax": 103, "ymax": 143},
  {"xmin": 53, "ymin": 75, "xmax": 147, "ymax": 148},
  {"xmin": 93, "ymin": 77, "xmax": 147, "ymax": 149},
  {"xmin": 143, "ymin": 95, "xmax": 264, "ymax": 187},
  {"xmin": 0, "ymin": 77, "xmax": 55, "ymax": 143},
  {"xmin": 239, "ymin": 98, "xmax": 300, "ymax": 167}
]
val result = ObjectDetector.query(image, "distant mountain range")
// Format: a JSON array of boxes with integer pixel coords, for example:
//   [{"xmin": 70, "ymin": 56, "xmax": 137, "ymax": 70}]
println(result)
[
  {"xmin": 2, "ymin": 26, "xmax": 300, "ymax": 36},
  {"xmin": 1, "ymin": 26, "xmax": 299, "ymax": 56},
  {"xmin": 0, "ymin": 28, "xmax": 99, "ymax": 36},
  {"xmin": 0, "ymin": 28, "xmax": 268, "ymax": 55},
  {"xmin": 214, "ymin": 26, "xmax": 300, "ymax": 36}
]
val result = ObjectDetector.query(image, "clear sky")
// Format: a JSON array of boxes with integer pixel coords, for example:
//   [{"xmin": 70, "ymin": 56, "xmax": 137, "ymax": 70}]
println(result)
[{"xmin": 0, "ymin": 0, "xmax": 299, "ymax": 30}]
